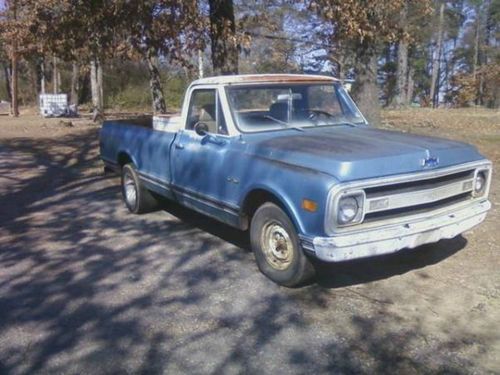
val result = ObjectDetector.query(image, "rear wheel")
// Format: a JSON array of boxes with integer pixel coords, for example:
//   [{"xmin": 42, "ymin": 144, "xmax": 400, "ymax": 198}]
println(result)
[
  {"xmin": 121, "ymin": 164, "xmax": 158, "ymax": 214},
  {"xmin": 250, "ymin": 202, "xmax": 315, "ymax": 287}
]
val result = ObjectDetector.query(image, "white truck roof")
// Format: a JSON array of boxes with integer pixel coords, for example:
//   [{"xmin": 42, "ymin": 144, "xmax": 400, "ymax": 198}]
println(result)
[{"xmin": 191, "ymin": 74, "xmax": 339, "ymax": 86}]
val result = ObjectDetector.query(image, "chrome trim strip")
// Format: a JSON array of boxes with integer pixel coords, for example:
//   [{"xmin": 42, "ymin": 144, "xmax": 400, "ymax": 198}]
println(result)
[
  {"xmin": 173, "ymin": 185, "xmax": 240, "ymax": 213},
  {"xmin": 137, "ymin": 171, "xmax": 170, "ymax": 187},
  {"xmin": 139, "ymin": 174, "xmax": 170, "ymax": 190},
  {"xmin": 175, "ymin": 190, "xmax": 240, "ymax": 216},
  {"xmin": 364, "ymin": 178, "xmax": 474, "ymax": 213},
  {"xmin": 325, "ymin": 160, "xmax": 492, "ymax": 235},
  {"xmin": 136, "ymin": 171, "xmax": 240, "ymax": 214}
]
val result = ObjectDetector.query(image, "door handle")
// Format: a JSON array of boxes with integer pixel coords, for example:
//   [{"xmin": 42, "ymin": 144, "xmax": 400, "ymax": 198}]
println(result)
[
  {"xmin": 175, "ymin": 143, "xmax": 185, "ymax": 150},
  {"xmin": 204, "ymin": 135, "xmax": 227, "ymax": 146}
]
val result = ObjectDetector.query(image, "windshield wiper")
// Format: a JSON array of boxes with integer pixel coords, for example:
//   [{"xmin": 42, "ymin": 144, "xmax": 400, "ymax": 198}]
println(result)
[
  {"xmin": 286, "ymin": 125, "xmax": 305, "ymax": 132},
  {"xmin": 262, "ymin": 115, "xmax": 288, "ymax": 126},
  {"xmin": 331, "ymin": 121, "xmax": 357, "ymax": 127},
  {"xmin": 262, "ymin": 115, "xmax": 305, "ymax": 132}
]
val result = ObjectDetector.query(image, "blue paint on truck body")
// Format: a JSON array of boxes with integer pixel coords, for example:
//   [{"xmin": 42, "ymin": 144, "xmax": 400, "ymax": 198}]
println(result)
[{"xmin": 100, "ymin": 116, "xmax": 485, "ymax": 240}]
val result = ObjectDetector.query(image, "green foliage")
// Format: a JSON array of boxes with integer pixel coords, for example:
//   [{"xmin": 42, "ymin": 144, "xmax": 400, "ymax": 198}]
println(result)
[
  {"xmin": 0, "ymin": 76, "xmax": 8, "ymax": 101},
  {"xmin": 106, "ymin": 84, "xmax": 151, "ymax": 110},
  {"xmin": 162, "ymin": 76, "xmax": 190, "ymax": 110},
  {"xmin": 104, "ymin": 61, "xmax": 189, "ymax": 111}
]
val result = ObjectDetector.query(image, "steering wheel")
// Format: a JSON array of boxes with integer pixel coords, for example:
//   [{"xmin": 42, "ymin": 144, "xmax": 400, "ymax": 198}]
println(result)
[{"xmin": 295, "ymin": 109, "xmax": 335, "ymax": 123}]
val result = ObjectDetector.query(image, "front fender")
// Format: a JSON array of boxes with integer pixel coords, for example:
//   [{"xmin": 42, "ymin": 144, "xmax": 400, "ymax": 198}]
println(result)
[
  {"xmin": 238, "ymin": 163, "xmax": 337, "ymax": 237},
  {"xmin": 240, "ymin": 182, "xmax": 306, "ymax": 233}
]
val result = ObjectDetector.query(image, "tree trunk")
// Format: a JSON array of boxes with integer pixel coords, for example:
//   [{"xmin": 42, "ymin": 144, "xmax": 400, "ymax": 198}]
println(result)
[
  {"xmin": 430, "ymin": 2, "xmax": 445, "ymax": 108},
  {"xmin": 11, "ymin": 51, "xmax": 19, "ymax": 117},
  {"xmin": 10, "ymin": 0, "xmax": 19, "ymax": 117},
  {"xmin": 208, "ymin": 0, "xmax": 238, "ymax": 75},
  {"xmin": 40, "ymin": 58, "xmax": 46, "ymax": 95},
  {"xmin": 27, "ymin": 61, "xmax": 38, "ymax": 104},
  {"xmin": 90, "ymin": 58, "xmax": 103, "ymax": 120},
  {"xmin": 198, "ymin": 49, "xmax": 204, "ymax": 79},
  {"xmin": 53, "ymin": 55, "xmax": 60, "ymax": 94},
  {"xmin": 70, "ymin": 62, "xmax": 79, "ymax": 106},
  {"xmin": 327, "ymin": 47, "xmax": 343, "ymax": 79},
  {"xmin": 145, "ymin": 46, "xmax": 167, "ymax": 114},
  {"xmin": 79, "ymin": 69, "xmax": 91, "ymax": 104},
  {"xmin": 493, "ymin": 84, "xmax": 500, "ymax": 109},
  {"xmin": 446, "ymin": 38, "xmax": 458, "ymax": 102},
  {"xmin": 394, "ymin": 3, "xmax": 408, "ymax": 107},
  {"xmin": 352, "ymin": 49, "xmax": 380, "ymax": 126},
  {"xmin": 406, "ymin": 66, "xmax": 414, "ymax": 105},
  {"xmin": 97, "ymin": 62, "xmax": 103, "ymax": 109},
  {"xmin": 473, "ymin": 9, "xmax": 481, "ymax": 105},
  {"xmin": 395, "ymin": 40, "xmax": 408, "ymax": 106},
  {"xmin": 3, "ymin": 64, "xmax": 12, "ymax": 102},
  {"xmin": 483, "ymin": 0, "xmax": 494, "ymax": 107},
  {"xmin": 90, "ymin": 59, "xmax": 98, "ymax": 108}
]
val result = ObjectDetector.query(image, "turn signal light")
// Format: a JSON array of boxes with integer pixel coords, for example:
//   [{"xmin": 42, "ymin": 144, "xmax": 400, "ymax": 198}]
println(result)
[{"xmin": 302, "ymin": 199, "xmax": 318, "ymax": 212}]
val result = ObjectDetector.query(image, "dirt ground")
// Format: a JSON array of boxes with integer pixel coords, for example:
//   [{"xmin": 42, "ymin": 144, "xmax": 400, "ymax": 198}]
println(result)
[{"xmin": 0, "ymin": 107, "xmax": 499, "ymax": 374}]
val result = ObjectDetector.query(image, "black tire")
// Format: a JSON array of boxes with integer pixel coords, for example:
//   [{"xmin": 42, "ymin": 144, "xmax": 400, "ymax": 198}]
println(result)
[
  {"xmin": 121, "ymin": 164, "xmax": 158, "ymax": 214},
  {"xmin": 250, "ymin": 202, "xmax": 315, "ymax": 287}
]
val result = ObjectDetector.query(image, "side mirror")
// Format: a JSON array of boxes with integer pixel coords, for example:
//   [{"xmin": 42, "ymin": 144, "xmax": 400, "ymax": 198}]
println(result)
[{"xmin": 194, "ymin": 122, "xmax": 209, "ymax": 136}]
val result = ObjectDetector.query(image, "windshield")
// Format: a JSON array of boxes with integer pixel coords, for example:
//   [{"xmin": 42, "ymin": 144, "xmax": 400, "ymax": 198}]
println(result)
[{"xmin": 226, "ymin": 83, "xmax": 366, "ymax": 133}]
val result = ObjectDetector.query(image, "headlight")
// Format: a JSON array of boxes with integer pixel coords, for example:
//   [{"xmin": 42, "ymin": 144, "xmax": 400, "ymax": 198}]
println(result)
[
  {"xmin": 474, "ymin": 172, "xmax": 486, "ymax": 194},
  {"xmin": 338, "ymin": 197, "xmax": 359, "ymax": 224},
  {"xmin": 336, "ymin": 192, "xmax": 365, "ymax": 226}
]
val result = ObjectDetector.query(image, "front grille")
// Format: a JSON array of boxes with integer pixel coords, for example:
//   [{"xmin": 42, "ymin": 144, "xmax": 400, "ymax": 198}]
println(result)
[
  {"xmin": 360, "ymin": 169, "xmax": 477, "ymax": 223},
  {"xmin": 364, "ymin": 192, "xmax": 472, "ymax": 223},
  {"xmin": 326, "ymin": 162, "xmax": 490, "ymax": 235},
  {"xmin": 365, "ymin": 170, "xmax": 475, "ymax": 198}
]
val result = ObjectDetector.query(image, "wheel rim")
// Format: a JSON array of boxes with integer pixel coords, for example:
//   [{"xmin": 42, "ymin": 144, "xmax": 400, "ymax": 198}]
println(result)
[
  {"xmin": 124, "ymin": 172, "xmax": 137, "ymax": 208},
  {"xmin": 261, "ymin": 221, "xmax": 294, "ymax": 270}
]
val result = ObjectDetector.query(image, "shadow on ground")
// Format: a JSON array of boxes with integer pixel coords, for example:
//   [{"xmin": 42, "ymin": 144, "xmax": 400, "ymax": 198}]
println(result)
[
  {"xmin": 0, "ymin": 130, "xmax": 493, "ymax": 374},
  {"xmin": 315, "ymin": 236, "xmax": 467, "ymax": 289}
]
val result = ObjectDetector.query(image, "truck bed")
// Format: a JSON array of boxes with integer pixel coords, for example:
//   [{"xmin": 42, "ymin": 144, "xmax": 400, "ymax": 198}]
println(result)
[
  {"xmin": 100, "ymin": 116, "xmax": 179, "ymax": 187},
  {"xmin": 106, "ymin": 113, "xmax": 182, "ymax": 130}
]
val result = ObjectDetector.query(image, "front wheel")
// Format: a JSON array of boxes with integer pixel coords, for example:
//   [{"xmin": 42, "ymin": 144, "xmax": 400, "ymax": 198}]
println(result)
[{"xmin": 250, "ymin": 202, "xmax": 315, "ymax": 287}]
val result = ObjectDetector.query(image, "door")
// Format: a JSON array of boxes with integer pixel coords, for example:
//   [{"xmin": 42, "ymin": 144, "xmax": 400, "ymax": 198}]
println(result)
[{"xmin": 171, "ymin": 88, "xmax": 238, "ymax": 222}]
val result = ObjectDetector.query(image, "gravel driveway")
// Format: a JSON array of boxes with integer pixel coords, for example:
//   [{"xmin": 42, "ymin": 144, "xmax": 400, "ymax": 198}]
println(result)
[{"xmin": 0, "ymin": 113, "xmax": 499, "ymax": 374}]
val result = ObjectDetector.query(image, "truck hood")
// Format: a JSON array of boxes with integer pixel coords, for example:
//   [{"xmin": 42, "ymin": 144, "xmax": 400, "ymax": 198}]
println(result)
[{"xmin": 244, "ymin": 126, "xmax": 484, "ymax": 181}]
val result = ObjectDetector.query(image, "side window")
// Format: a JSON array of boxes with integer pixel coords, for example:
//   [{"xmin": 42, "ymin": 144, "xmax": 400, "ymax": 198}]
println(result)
[
  {"xmin": 186, "ymin": 89, "xmax": 228, "ymax": 135},
  {"xmin": 187, "ymin": 90, "xmax": 216, "ymax": 132}
]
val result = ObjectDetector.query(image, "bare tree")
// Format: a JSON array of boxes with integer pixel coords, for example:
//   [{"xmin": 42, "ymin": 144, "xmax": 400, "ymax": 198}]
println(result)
[
  {"xmin": 395, "ymin": 2, "xmax": 409, "ymax": 106},
  {"xmin": 430, "ymin": 1, "xmax": 445, "ymax": 108}
]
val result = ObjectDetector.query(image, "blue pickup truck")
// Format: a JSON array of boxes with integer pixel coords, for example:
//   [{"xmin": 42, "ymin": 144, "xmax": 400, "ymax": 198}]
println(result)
[{"xmin": 100, "ymin": 74, "xmax": 492, "ymax": 286}]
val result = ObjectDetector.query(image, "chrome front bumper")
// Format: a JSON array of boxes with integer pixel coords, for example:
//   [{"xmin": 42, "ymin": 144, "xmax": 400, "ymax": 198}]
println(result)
[{"xmin": 304, "ymin": 200, "xmax": 491, "ymax": 262}]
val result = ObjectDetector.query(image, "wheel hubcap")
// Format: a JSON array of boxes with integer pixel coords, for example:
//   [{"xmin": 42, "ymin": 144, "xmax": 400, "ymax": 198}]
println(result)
[
  {"xmin": 261, "ymin": 222, "xmax": 294, "ymax": 270},
  {"xmin": 124, "ymin": 173, "xmax": 137, "ymax": 208}
]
